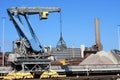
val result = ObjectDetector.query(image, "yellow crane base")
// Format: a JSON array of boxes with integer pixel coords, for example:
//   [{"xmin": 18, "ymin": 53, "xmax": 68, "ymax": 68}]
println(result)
[
  {"xmin": 3, "ymin": 71, "xmax": 33, "ymax": 80},
  {"xmin": 40, "ymin": 70, "xmax": 66, "ymax": 79}
]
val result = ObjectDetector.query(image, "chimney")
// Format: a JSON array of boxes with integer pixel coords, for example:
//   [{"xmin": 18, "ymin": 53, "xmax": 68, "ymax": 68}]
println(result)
[{"xmin": 94, "ymin": 18, "xmax": 103, "ymax": 51}]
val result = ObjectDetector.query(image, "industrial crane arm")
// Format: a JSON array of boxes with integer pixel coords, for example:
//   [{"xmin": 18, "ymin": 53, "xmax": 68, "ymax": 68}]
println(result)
[{"xmin": 7, "ymin": 7, "xmax": 61, "ymax": 15}]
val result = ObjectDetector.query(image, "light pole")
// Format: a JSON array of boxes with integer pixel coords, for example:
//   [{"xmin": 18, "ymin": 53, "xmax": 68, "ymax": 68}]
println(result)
[
  {"xmin": 118, "ymin": 25, "xmax": 120, "ymax": 50},
  {"xmin": 2, "ymin": 17, "xmax": 6, "ymax": 66},
  {"xmin": 0, "ymin": 46, "xmax": 1, "ymax": 52}
]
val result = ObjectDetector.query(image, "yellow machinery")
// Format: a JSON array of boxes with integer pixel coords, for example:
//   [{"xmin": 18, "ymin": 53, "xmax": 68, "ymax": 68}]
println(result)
[
  {"xmin": 3, "ymin": 71, "xmax": 33, "ymax": 80},
  {"xmin": 40, "ymin": 70, "xmax": 66, "ymax": 79},
  {"xmin": 59, "ymin": 59, "xmax": 67, "ymax": 65},
  {"xmin": 3, "ymin": 70, "xmax": 65, "ymax": 79}
]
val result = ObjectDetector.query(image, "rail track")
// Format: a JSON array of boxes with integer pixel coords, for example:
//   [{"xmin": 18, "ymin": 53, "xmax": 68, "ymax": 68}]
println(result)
[{"xmin": 21, "ymin": 75, "xmax": 120, "ymax": 80}]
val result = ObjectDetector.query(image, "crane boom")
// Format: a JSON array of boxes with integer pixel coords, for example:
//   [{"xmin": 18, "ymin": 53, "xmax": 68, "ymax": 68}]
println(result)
[{"xmin": 7, "ymin": 7, "xmax": 61, "ymax": 15}]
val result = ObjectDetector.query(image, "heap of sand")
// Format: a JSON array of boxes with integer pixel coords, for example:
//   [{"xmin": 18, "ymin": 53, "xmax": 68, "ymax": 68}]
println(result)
[{"xmin": 80, "ymin": 50, "xmax": 120, "ymax": 65}]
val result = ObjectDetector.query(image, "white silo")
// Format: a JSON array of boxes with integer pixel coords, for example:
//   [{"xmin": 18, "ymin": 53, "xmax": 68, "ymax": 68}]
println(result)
[{"xmin": 80, "ymin": 45, "xmax": 85, "ymax": 58}]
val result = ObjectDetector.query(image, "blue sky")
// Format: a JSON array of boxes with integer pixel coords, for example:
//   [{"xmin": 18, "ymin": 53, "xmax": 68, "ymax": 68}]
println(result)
[{"xmin": 0, "ymin": 0, "xmax": 120, "ymax": 52}]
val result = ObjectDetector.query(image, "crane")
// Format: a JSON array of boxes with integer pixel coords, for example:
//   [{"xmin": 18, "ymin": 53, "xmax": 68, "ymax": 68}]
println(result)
[
  {"xmin": 7, "ymin": 6, "xmax": 61, "ymax": 73},
  {"xmin": 7, "ymin": 7, "xmax": 61, "ymax": 57}
]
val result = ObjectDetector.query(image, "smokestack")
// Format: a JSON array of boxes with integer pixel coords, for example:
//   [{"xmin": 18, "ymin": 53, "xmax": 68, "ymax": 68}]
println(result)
[{"xmin": 94, "ymin": 18, "xmax": 103, "ymax": 51}]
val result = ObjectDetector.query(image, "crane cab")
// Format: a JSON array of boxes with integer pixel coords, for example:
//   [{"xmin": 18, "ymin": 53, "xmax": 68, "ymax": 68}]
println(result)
[{"xmin": 40, "ymin": 12, "xmax": 49, "ymax": 19}]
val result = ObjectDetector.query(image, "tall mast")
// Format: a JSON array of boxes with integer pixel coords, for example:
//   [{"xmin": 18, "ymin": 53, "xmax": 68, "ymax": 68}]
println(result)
[{"xmin": 2, "ymin": 17, "xmax": 5, "ymax": 66}]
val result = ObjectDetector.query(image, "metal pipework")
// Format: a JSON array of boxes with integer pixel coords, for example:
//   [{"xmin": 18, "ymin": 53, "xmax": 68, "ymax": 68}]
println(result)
[{"xmin": 94, "ymin": 18, "xmax": 103, "ymax": 51}]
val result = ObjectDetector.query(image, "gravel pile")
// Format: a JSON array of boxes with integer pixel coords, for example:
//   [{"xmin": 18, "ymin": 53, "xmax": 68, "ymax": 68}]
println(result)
[{"xmin": 79, "ymin": 51, "xmax": 120, "ymax": 65}]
